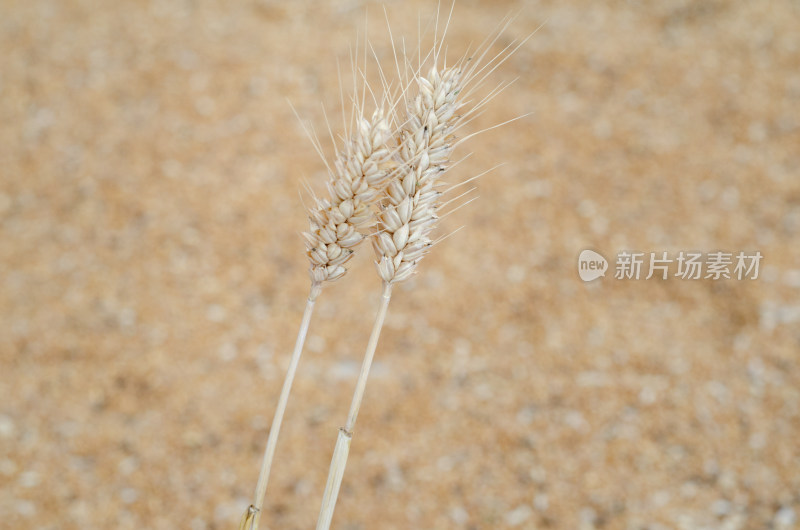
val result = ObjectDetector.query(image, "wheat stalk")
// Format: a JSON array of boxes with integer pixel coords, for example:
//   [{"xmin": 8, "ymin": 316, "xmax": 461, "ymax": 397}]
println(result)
[
  {"xmin": 241, "ymin": 104, "xmax": 395, "ymax": 530},
  {"xmin": 315, "ymin": 58, "xmax": 470, "ymax": 529},
  {"xmin": 313, "ymin": 8, "xmax": 537, "ymax": 524},
  {"xmin": 238, "ymin": 6, "xmax": 530, "ymax": 526}
]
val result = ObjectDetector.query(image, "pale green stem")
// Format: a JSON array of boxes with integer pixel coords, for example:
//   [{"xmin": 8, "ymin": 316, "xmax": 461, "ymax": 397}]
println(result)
[
  {"xmin": 316, "ymin": 281, "xmax": 393, "ymax": 530},
  {"xmin": 241, "ymin": 282, "xmax": 321, "ymax": 530}
]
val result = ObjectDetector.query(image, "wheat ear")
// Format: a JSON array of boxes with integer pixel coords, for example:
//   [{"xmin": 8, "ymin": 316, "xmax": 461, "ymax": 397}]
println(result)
[
  {"xmin": 315, "ymin": 59, "xmax": 468, "ymax": 529},
  {"xmin": 241, "ymin": 107, "xmax": 393, "ymax": 530}
]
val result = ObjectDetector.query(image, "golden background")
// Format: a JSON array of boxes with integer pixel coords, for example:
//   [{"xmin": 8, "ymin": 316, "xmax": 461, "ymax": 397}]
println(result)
[{"xmin": 1, "ymin": 0, "xmax": 798, "ymax": 528}]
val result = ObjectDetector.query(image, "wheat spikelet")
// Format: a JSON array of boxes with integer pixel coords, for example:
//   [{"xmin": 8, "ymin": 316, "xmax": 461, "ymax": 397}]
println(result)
[
  {"xmin": 304, "ymin": 108, "xmax": 394, "ymax": 288},
  {"xmin": 373, "ymin": 64, "xmax": 464, "ymax": 283}
]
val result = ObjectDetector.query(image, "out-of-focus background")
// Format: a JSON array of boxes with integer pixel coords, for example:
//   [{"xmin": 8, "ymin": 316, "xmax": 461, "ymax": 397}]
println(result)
[{"xmin": 2, "ymin": 0, "xmax": 799, "ymax": 528}]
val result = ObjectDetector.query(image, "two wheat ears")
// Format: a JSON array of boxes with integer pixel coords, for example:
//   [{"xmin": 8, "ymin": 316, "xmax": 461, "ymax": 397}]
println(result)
[{"xmin": 240, "ymin": 9, "xmax": 531, "ymax": 530}]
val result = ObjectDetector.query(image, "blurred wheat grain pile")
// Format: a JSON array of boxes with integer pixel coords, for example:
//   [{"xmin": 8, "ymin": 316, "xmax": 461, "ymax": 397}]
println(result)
[{"xmin": 1, "ymin": 1, "xmax": 799, "ymax": 529}]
